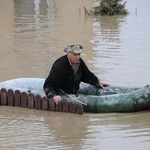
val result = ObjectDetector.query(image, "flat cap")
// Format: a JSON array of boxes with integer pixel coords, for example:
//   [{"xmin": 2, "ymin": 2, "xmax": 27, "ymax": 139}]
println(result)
[{"xmin": 64, "ymin": 44, "xmax": 83, "ymax": 53}]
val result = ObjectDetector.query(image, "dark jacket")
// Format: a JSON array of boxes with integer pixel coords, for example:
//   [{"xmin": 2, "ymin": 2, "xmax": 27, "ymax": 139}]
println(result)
[{"xmin": 43, "ymin": 55, "xmax": 100, "ymax": 98}]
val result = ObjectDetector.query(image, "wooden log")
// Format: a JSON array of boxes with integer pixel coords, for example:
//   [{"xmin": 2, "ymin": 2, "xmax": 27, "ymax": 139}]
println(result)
[
  {"xmin": 21, "ymin": 92, "xmax": 28, "ymax": 108},
  {"xmin": 49, "ymin": 99, "xmax": 56, "ymax": 111},
  {"xmin": 62, "ymin": 101, "xmax": 69, "ymax": 112},
  {"xmin": 42, "ymin": 96, "xmax": 49, "ymax": 110},
  {"xmin": 8, "ymin": 89, "xmax": 14, "ymax": 106},
  {"xmin": 76, "ymin": 104, "xmax": 83, "ymax": 115},
  {"xmin": 56, "ymin": 101, "xmax": 62, "ymax": 111},
  {"xmin": 35, "ymin": 95, "xmax": 41, "ymax": 110},
  {"xmin": 28, "ymin": 93, "xmax": 34, "ymax": 109},
  {"xmin": 69, "ymin": 103, "xmax": 76, "ymax": 113},
  {"xmin": 0, "ymin": 88, "xmax": 8, "ymax": 105},
  {"xmin": 0, "ymin": 87, "xmax": 83, "ymax": 115},
  {"xmin": 14, "ymin": 90, "xmax": 21, "ymax": 107}
]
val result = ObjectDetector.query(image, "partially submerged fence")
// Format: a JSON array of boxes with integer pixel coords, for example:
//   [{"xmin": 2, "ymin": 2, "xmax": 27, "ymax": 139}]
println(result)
[{"xmin": 0, "ymin": 88, "xmax": 83, "ymax": 115}]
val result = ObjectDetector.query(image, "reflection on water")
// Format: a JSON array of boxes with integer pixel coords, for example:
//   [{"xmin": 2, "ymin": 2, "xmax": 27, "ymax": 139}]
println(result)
[
  {"xmin": 91, "ymin": 0, "xmax": 150, "ymax": 86},
  {"xmin": 0, "ymin": 0, "xmax": 150, "ymax": 149},
  {"xmin": 0, "ymin": 107, "xmax": 150, "ymax": 150},
  {"xmin": 90, "ymin": 15, "xmax": 126, "ymax": 79},
  {"xmin": 14, "ymin": 0, "xmax": 56, "ymax": 48},
  {"xmin": 13, "ymin": 0, "xmax": 56, "ymax": 78},
  {"xmin": 83, "ymin": 113, "xmax": 150, "ymax": 150},
  {"xmin": 0, "ymin": 0, "xmax": 150, "ymax": 85},
  {"xmin": 0, "ymin": 107, "xmax": 89, "ymax": 150}
]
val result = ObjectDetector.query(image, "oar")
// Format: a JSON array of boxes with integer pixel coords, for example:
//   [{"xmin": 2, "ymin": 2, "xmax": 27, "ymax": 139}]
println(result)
[{"xmin": 59, "ymin": 89, "xmax": 87, "ymax": 106}]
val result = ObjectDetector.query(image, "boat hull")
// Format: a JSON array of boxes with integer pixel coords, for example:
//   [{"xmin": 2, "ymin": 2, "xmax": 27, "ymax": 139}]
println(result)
[
  {"xmin": 68, "ymin": 84, "xmax": 150, "ymax": 113},
  {"xmin": 0, "ymin": 78, "xmax": 150, "ymax": 113}
]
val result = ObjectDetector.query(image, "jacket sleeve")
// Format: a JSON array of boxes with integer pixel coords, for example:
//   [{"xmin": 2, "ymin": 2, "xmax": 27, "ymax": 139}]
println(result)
[
  {"xmin": 43, "ymin": 65, "xmax": 64, "ymax": 98},
  {"xmin": 81, "ymin": 59, "xmax": 100, "ymax": 87}
]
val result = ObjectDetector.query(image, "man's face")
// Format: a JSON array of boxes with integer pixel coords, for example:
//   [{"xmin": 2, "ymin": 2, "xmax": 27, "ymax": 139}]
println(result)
[{"xmin": 67, "ymin": 53, "xmax": 81, "ymax": 64}]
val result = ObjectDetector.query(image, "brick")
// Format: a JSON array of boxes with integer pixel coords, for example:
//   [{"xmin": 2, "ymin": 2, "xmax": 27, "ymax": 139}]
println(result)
[
  {"xmin": 49, "ymin": 99, "xmax": 56, "ymax": 111},
  {"xmin": 62, "ymin": 101, "xmax": 69, "ymax": 112},
  {"xmin": 76, "ymin": 104, "xmax": 83, "ymax": 115},
  {"xmin": 42, "ymin": 96, "xmax": 49, "ymax": 110},
  {"xmin": 0, "ymin": 88, "xmax": 7, "ymax": 105},
  {"xmin": 28, "ymin": 93, "xmax": 34, "ymax": 109},
  {"xmin": 69, "ymin": 103, "xmax": 76, "ymax": 113},
  {"xmin": 21, "ymin": 92, "xmax": 28, "ymax": 108},
  {"xmin": 8, "ymin": 89, "xmax": 14, "ymax": 106},
  {"xmin": 35, "ymin": 95, "xmax": 41, "ymax": 110},
  {"xmin": 14, "ymin": 90, "xmax": 21, "ymax": 107},
  {"xmin": 56, "ymin": 101, "xmax": 62, "ymax": 111}
]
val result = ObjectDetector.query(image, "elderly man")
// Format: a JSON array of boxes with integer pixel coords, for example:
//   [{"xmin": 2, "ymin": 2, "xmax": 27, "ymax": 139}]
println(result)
[{"xmin": 43, "ymin": 44, "xmax": 110, "ymax": 104}]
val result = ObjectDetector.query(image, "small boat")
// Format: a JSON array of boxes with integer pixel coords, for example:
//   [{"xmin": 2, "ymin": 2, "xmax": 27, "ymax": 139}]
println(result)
[
  {"xmin": 0, "ymin": 78, "xmax": 150, "ymax": 113},
  {"xmin": 77, "ymin": 83, "xmax": 150, "ymax": 113}
]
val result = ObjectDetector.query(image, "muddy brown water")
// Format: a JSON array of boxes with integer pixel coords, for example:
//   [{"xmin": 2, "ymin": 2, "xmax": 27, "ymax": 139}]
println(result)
[{"xmin": 0, "ymin": 0, "xmax": 150, "ymax": 150}]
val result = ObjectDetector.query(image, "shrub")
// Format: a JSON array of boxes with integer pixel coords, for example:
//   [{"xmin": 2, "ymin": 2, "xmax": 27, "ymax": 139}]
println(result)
[{"xmin": 92, "ymin": 0, "xmax": 128, "ymax": 16}]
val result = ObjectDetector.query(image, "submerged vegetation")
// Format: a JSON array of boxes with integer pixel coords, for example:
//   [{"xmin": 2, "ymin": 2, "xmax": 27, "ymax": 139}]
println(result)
[{"xmin": 85, "ymin": 0, "xmax": 128, "ymax": 16}]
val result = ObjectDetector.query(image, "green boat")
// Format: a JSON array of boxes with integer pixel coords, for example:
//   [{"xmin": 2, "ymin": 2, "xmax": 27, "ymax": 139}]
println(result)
[
  {"xmin": 0, "ymin": 78, "xmax": 150, "ymax": 113},
  {"xmin": 76, "ymin": 83, "xmax": 150, "ymax": 113}
]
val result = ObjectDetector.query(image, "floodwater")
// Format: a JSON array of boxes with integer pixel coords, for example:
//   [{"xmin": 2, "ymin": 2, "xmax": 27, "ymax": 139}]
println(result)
[{"xmin": 0, "ymin": 0, "xmax": 150, "ymax": 150}]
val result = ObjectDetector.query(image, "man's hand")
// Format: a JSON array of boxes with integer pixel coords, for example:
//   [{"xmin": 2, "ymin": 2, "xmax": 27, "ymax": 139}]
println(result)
[
  {"xmin": 99, "ymin": 82, "xmax": 110, "ymax": 89},
  {"xmin": 53, "ymin": 95, "xmax": 62, "ymax": 105}
]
